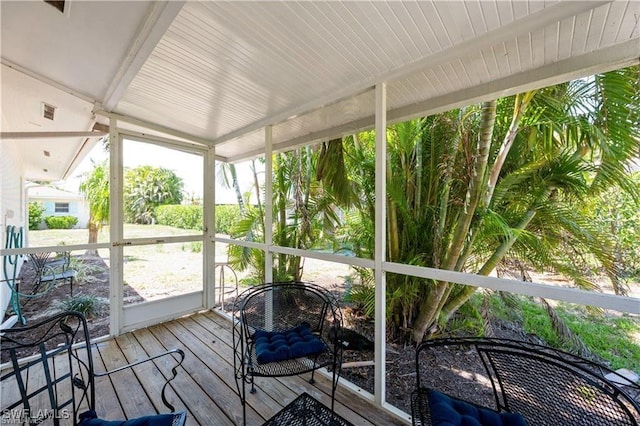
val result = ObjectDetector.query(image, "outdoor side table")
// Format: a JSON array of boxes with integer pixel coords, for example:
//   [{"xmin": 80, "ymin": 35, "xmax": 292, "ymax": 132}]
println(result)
[{"xmin": 262, "ymin": 392, "xmax": 354, "ymax": 426}]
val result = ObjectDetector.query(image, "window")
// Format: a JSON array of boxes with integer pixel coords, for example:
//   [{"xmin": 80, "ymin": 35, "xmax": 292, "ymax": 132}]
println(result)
[{"xmin": 55, "ymin": 202, "xmax": 69, "ymax": 213}]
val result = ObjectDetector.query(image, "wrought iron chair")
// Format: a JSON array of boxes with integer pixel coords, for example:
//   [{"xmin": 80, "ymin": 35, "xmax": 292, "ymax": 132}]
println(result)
[
  {"xmin": 1, "ymin": 311, "xmax": 187, "ymax": 426},
  {"xmin": 411, "ymin": 337, "xmax": 640, "ymax": 426},
  {"xmin": 29, "ymin": 251, "xmax": 77, "ymax": 297},
  {"xmin": 233, "ymin": 282, "xmax": 344, "ymax": 426}
]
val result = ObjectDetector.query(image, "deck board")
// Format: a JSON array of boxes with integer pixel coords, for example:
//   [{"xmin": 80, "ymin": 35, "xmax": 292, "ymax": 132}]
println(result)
[
  {"xmin": 92, "ymin": 343, "xmax": 127, "ymax": 421},
  {"xmin": 97, "ymin": 336, "xmax": 157, "ymax": 419},
  {"xmin": 132, "ymin": 326, "xmax": 231, "ymax": 426},
  {"xmin": 2, "ymin": 311, "xmax": 408, "ymax": 425}
]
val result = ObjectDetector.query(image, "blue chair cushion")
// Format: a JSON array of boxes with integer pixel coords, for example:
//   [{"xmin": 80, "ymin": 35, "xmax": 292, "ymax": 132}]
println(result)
[
  {"xmin": 427, "ymin": 390, "xmax": 528, "ymax": 426},
  {"xmin": 79, "ymin": 410, "xmax": 185, "ymax": 426},
  {"xmin": 254, "ymin": 324, "xmax": 326, "ymax": 364}
]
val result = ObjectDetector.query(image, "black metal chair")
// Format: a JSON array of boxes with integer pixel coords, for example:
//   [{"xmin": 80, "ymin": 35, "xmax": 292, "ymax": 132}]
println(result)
[
  {"xmin": 233, "ymin": 282, "xmax": 344, "ymax": 426},
  {"xmin": 29, "ymin": 251, "xmax": 77, "ymax": 297},
  {"xmin": 411, "ymin": 337, "xmax": 640, "ymax": 426},
  {"xmin": 1, "ymin": 311, "xmax": 187, "ymax": 426}
]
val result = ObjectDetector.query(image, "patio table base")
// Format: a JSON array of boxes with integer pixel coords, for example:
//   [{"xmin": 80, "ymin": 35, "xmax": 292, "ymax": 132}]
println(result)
[{"xmin": 262, "ymin": 392, "xmax": 354, "ymax": 426}]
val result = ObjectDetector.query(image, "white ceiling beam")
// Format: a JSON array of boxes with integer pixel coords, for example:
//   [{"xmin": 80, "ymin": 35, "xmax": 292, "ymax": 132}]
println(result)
[
  {"xmin": 94, "ymin": 109, "xmax": 213, "ymax": 147},
  {"xmin": 0, "ymin": 131, "xmax": 107, "ymax": 139},
  {"xmin": 388, "ymin": 38, "xmax": 640, "ymax": 124},
  {"xmin": 101, "ymin": 1, "xmax": 185, "ymax": 111},
  {"xmin": 226, "ymin": 37, "xmax": 638, "ymax": 164},
  {"xmin": 211, "ymin": 0, "xmax": 611, "ymax": 147},
  {"xmin": 117, "ymin": 128, "xmax": 215, "ymax": 157}
]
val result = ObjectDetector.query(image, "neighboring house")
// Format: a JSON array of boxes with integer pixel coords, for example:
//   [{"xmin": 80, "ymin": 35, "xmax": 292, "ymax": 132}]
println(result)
[{"xmin": 28, "ymin": 185, "xmax": 89, "ymax": 229}]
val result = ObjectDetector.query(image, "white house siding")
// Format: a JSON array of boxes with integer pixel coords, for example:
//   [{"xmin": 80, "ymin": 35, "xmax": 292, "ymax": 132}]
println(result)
[
  {"xmin": 28, "ymin": 186, "xmax": 90, "ymax": 229},
  {"xmin": 0, "ymin": 140, "xmax": 26, "ymax": 323}
]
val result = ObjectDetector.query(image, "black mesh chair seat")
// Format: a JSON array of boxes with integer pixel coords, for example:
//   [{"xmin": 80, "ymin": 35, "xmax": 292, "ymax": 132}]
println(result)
[
  {"xmin": 233, "ymin": 282, "xmax": 344, "ymax": 426},
  {"xmin": 262, "ymin": 392, "xmax": 354, "ymax": 426},
  {"xmin": 411, "ymin": 337, "xmax": 640, "ymax": 426},
  {"xmin": 1, "ymin": 311, "xmax": 186, "ymax": 426}
]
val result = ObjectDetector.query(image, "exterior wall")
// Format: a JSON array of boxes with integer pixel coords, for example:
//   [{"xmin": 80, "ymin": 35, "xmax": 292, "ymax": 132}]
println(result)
[
  {"xmin": 30, "ymin": 196, "xmax": 90, "ymax": 229},
  {"xmin": 0, "ymin": 140, "xmax": 26, "ymax": 323}
]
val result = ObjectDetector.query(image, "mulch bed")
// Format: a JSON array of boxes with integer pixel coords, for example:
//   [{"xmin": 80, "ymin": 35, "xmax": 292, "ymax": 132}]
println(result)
[
  {"xmin": 336, "ymin": 308, "xmax": 544, "ymax": 414},
  {"xmin": 2, "ymin": 254, "xmax": 112, "ymax": 362}
]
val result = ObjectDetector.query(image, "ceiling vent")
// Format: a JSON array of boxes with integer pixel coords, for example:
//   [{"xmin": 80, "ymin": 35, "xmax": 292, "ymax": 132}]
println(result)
[
  {"xmin": 44, "ymin": 1, "xmax": 65, "ymax": 14},
  {"xmin": 42, "ymin": 103, "xmax": 56, "ymax": 121}
]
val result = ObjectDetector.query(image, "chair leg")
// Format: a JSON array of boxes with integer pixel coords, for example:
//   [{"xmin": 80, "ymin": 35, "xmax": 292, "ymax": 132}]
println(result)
[{"xmin": 241, "ymin": 378, "xmax": 247, "ymax": 426}]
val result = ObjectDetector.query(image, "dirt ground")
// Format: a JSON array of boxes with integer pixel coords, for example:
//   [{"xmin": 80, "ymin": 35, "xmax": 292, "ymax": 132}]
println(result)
[{"xmin": 12, "ymin": 254, "xmax": 112, "ymax": 340}]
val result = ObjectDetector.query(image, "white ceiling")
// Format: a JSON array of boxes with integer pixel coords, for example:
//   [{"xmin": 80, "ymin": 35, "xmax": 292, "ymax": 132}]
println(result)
[{"xmin": 1, "ymin": 1, "xmax": 639, "ymax": 178}]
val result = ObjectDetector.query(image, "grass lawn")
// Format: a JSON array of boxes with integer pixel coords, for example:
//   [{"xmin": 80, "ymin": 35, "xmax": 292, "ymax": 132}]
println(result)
[{"xmin": 28, "ymin": 225, "xmax": 233, "ymax": 304}]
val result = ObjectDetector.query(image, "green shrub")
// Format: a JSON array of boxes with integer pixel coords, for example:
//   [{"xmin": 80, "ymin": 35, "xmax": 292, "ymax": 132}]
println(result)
[
  {"xmin": 215, "ymin": 204, "xmax": 241, "ymax": 234},
  {"xmin": 155, "ymin": 205, "xmax": 203, "ymax": 230},
  {"xmin": 68, "ymin": 257, "xmax": 107, "ymax": 283},
  {"xmin": 28, "ymin": 202, "xmax": 46, "ymax": 230},
  {"xmin": 60, "ymin": 294, "xmax": 103, "ymax": 318},
  {"xmin": 44, "ymin": 215, "xmax": 78, "ymax": 229},
  {"xmin": 154, "ymin": 204, "xmax": 242, "ymax": 234}
]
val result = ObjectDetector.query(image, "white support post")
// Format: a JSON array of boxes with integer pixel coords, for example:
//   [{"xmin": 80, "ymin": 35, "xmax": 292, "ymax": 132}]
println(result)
[
  {"xmin": 265, "ymin": 125, "xmax": 274, "ymax": 330},
  {"xmin": 265, "ymin": 126, "xmax": 274, "ymax": 284},
  {"xmin": 204, "ymin": 147, "xmax": 216, "ymax": 309},
  {"xmin": 374, "ymin": 82, "xmax": 387, "ymax": 406},
  {"xmin": 109, "ymin": 118, "xmax": 123, "ymax": 336}
]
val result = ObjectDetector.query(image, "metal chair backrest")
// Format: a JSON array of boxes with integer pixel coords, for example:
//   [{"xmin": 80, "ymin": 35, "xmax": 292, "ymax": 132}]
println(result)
[
  {"xmin": 237, "ymin": 281, "xmax": 336, "ymax": 334},
  {"xmin": 1, "ymin": 311, "xmax": 94, "ymax": 425},
  {"xmin": 415, "ymin": 337, "xmax": 640, "ymax": 426},
  {"xmin": 232, "ymin": 281, "xmax": 344, "ymax": 426}
]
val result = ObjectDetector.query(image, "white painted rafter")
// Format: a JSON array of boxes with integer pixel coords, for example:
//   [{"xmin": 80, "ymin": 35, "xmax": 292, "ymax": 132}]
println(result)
[
  {"xmin": 101, "ymin": 1, "xmax": 185, "ymax": 111},
  {"xmin": 0, "ymin": 131, "xmax": 107, "ymax": 139}
]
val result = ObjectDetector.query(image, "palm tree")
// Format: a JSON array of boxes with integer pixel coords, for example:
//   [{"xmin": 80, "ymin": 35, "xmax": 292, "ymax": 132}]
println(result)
[
  {"xmin": 229, "ymin": 146, "xmax": 343, "ymax": 282},
  {"xmin": 79, "ymin": 160, "xmax": 110, "ymax": 254}
]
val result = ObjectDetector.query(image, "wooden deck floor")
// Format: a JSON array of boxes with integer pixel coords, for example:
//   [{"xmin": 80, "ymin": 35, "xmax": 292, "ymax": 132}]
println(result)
[{"xmin": 90, "ymin": 311, "xmax": 407, "ymax": 425}]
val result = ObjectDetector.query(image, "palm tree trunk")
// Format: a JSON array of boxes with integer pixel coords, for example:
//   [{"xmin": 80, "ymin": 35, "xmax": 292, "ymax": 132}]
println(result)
[
  {"xmin": 439, "ymin": 203, "xmax": 542, "ymax": 324},
  {"xmin": 228, "ymin": 164, "xmax": 246, "ymax": 214},
  {"xmin": 250, "ymin": 159, "xmax": 265, "ymax": 236},
  {"xmin": 387, "ymin": 161, "xmax": 400, "ymax": 262},
  {"xmin": 484, "ymin": 91, "xmax": 536, "ymax": 207},
  {"xmin": 86, "ymin": 222, "xmax": 99, "ymax": 255},
  {"xmin": 433, "ymin": 110, "xmax": 464, "ymax": 268},
  {"xmin": 443, "ymin": 100, "xmax": 496, "ymax": 270},
  {"xmin": 275, "ymin": 155, "xmax": 288, "ymax": 278},
  {"xmin": 412, "ymin": 100, "xmax": 497, "ymax": 343}
]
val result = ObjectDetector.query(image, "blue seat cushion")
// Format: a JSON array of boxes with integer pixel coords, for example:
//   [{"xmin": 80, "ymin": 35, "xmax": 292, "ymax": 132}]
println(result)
[
  {"xmin": 254, "ymin": 324, "xmax": 326, "ymax": 364},
  {"xmin": 79, "ymin": 410, "xmax": 185, "ymax": 426},
  {"xmin": 427, "ymin": 390, "xmax": 528, "ymax": 426}
]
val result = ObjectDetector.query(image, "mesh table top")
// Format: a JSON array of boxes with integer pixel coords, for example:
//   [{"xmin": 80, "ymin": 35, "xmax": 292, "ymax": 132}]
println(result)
[{"xmin": 261, "ymin": 392, "xmax": 354, "ymax": 426}]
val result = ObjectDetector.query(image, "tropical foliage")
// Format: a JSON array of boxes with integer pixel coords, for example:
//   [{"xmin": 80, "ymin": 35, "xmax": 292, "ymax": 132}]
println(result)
[
  {"xmin": 584, "ymin": 172, "xmax": 640, "ymax": 278},
  {"xmin": 226, "ymin": 151, "xmax": 342, "ymax": 283},
  {"xmin": 28, "ymin": 202, "xmax": 46, "ymax": 230},
  {"xmin": 327, "ymin": 66, "xmax": 640, "ymax": 342},
  {"xmin": 123, "ymin": 166, "xmax": 183, "ymax": 224},
  {"xmin": 220, "ymin": 67, "xmax": 639, "ymax": 344}
]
